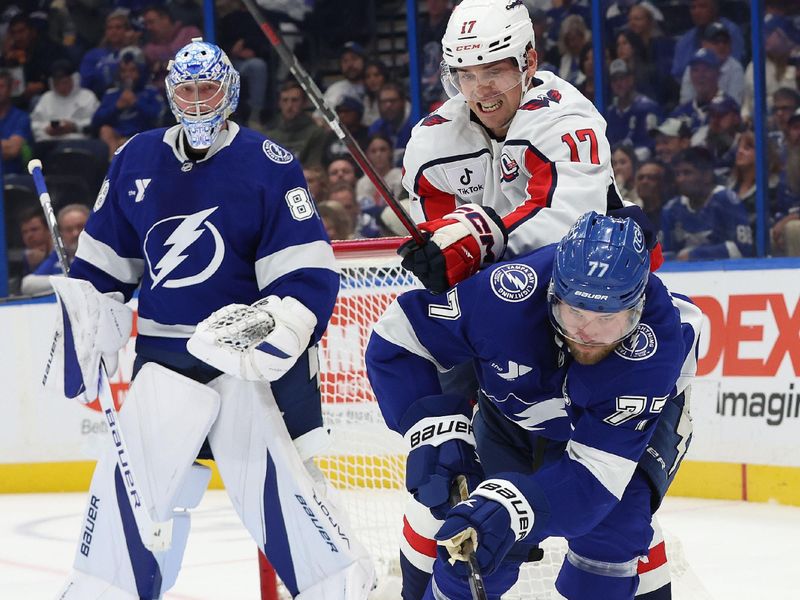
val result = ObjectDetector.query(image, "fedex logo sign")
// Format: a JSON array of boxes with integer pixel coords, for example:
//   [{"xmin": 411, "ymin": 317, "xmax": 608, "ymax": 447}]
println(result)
[{"xmin": 695, "ymin": 294, "xmax": 800, "ymax": 377}]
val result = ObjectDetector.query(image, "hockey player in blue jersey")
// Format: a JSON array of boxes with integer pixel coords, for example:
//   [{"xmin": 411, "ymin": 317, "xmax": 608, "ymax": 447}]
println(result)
[
  {"xmin": 366, "ymin": 211, "xmax": 703, "ymax": 599},
  {"xmin": 662, "ymin": 146, "xmax": 754, "ymax": 260},
  {"xmin": 48, "ymin": 39, "xmax": 375, "ymax": 599}
]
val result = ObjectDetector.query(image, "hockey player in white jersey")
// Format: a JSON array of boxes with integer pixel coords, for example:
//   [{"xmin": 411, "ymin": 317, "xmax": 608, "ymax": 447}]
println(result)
[
  {"xmin": 393, "ymin": 2, "xmax": 661, "ymax": 596},
  {"xmin": 398, "ymin": 0, "xmax": 663, "ymax": 295},
  {"xmin": 49, "ymin": 39, "xmax": 374, "ymax": 599},
  {"xmin": 366, "ymin": 212, "xmax": 703, "ymax": 599}
]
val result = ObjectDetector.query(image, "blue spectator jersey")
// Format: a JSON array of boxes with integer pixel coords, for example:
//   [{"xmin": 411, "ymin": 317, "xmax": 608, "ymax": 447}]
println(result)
[
  {"xmin": 605, "ymin": 94, "xmax": 660, "ymax": 157},
  {"xmin": 367, "ymin": 115, "xmax": 415, "ymax": 166},
  {"xmin": 92, "ymin": 84, "xmax": 164, "ymax": 137},
  {"xmin": 80, "ymin": 47, "xmax": 124, "ymax": 98},
  {"xmin": 366, "ymin": 244, "xmax": 702, "ymax": 540},
  {"xmin": 670, "ymin": 93, "xmax": 737, "ymax": 137},
  {"xmin": 69, "ymin": 123, "xmax": 339, "ymax": 360},
  {"xmin": 671, "ymin": 19, "xmax": 745, "ymax": 79},
  {"xmin": 661, "ymin": 185, "xmax": 754, "ymax": 260},
  {"xmin": 33, "ymin": 250, "xmax": 65, "ymax": 275},
  {"xmin": 0, "ymin": 105, "xmax": 33, "ymax": 175}
]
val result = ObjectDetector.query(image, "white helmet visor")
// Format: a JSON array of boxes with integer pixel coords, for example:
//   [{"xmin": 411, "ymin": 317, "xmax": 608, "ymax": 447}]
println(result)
[
  {"xmin": 549, "ymin": 295, "xmax": 645, "ymax": 347},
  {"xmin": 440, "ymin": 60, "xmax": 527, "ymax": 101}
]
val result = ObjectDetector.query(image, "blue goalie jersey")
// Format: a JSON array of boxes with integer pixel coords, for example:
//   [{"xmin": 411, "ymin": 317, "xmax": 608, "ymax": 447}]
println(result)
[
  {"xmin": 366, "ymin": 245, "xmax": 703, "ymax": 539},
  {"xmin": 70, "ymin": 123, "xmax": 339, "ymax": 359}
]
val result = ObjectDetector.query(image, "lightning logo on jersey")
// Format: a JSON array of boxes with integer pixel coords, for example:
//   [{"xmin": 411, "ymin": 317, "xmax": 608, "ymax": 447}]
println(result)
[
  {"xmin": 483, "ymin": 390, "xmax": 568, "ymax": 431},
  {"xmin": 144, "ymin": 206, "xmax": 225, "ymax": 289}
]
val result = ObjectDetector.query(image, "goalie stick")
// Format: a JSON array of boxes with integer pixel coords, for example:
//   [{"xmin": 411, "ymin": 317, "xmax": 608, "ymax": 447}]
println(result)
[
  {"xmin": 28, "ymin": 159, "xmax": 173, "ymax": 552},
  {"xmin": 450, "ymin": 474, "xmax": 489, "ymax": 600},
  {"xmin": 238, "ymin": 0, "xmax": 425, "ymax": 245}
]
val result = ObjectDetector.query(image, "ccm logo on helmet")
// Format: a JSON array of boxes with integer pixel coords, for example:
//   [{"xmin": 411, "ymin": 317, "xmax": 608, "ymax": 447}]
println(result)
[{"xmin": 456, "ymin": 44, "xmax": 481, "ymax": 51}]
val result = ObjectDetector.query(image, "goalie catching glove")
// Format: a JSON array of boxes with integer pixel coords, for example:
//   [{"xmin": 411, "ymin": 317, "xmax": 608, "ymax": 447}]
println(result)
[
  {"xmin": 50, "ymin": 277, "xmax": 133, "ymax": 403},
  {"xmin": 399, "ymin": 204, "xmax": 508, "ymax": 294},
  {"xmin": 187, "ymin": 295, "xmax": 316, "ymax": 382}
]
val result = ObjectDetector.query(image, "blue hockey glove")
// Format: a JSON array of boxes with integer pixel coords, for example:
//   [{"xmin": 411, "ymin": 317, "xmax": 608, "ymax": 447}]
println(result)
[
  {"xmin": 435, "ymin": 475, "xmax": 537, "ymax": 576},
  {"xmin": 400, "ymin": 394, "xmax": 484, "ymax": 520}
]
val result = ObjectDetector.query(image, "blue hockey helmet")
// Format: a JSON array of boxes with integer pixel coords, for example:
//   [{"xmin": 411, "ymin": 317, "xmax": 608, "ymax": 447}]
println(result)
[
  {"xmin": 548, "ymin": 211, "xmax": 650, "ymax": 345},
  {"xmin": 166, "ymin": 38, "xmax": 240, "ymax": 149}
]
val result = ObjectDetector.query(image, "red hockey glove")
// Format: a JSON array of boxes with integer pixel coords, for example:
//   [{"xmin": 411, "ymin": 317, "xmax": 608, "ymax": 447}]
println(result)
[{"xmin": 399, "ymin": 204, "xmax": 508, "ymax": 294}]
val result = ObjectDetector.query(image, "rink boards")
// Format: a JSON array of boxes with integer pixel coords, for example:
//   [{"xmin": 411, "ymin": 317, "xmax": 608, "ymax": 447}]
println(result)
[{"xmin": 1, "ymin": 258, "xmax": 799, "ymax": 505}]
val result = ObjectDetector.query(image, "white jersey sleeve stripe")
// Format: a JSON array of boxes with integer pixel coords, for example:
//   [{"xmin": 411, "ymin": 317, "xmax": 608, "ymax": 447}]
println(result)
[
  {"xmin": 255, "ymin": 240, "xmax": 338, "ymax": 291},
  {"xmin": 566, "ymin": 439, "xmax": 637, "ymax": 500},
  {"xmin": 74, "ymin": 230, "xmax": 145, "ymax": 284},
  {"xmin": 137, "ymin": 317, "xmax": 196, "ymax": 338},
  {"xmin": 372, "ymin": 301, "xmax": 448, "ymax": 372}
]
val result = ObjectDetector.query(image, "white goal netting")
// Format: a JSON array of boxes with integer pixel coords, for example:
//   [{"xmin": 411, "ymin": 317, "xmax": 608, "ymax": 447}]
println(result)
[{"xmin": 300, "ymin": 239, "xmax": 709, "ymax": 600}]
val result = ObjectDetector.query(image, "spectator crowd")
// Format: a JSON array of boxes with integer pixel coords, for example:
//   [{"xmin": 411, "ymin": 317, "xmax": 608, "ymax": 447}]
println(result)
[{"xmin": 2, "ymin": 0, "xmax": 800, "ymax": 296}]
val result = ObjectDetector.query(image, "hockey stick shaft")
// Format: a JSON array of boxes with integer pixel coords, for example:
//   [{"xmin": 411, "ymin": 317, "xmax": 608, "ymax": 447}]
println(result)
[
  {"xmin": 29, "ymin": 159, "xmax": 67, "ymax": 387},
  {"xmin": 28, "ymin": 160, "xmax": 172, "ymax": 551},
  {"xmin": 27, "ymin": 159, "xmax": 70, "ymax": 275},
  {"xmin": 238, "ymin": 0, "xmax": 425, "ymax": 245},
  {"xmin": 450, "ymin": 475, "xmax": 489, "ymax": 600}
]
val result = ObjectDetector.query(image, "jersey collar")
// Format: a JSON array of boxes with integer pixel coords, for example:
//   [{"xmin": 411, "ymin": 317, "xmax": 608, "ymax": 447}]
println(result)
[{"xmin": 162, "ymin": 121, "xmax": 240, "ymax": 164}]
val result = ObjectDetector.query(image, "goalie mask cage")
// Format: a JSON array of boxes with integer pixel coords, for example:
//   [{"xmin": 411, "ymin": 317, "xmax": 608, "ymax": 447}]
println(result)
[{"xmin": 259, "ymin": 238, "xmax": 709, "ymax": 600}]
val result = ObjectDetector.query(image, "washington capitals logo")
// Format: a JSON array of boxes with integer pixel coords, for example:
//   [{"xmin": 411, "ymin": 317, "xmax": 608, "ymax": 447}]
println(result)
[
  {"xmin": 520, "ymin": 89, "xmax": 563, "ymax": 111},
  {"xmin": 144, "ymin": 207, "xmax": 225, "ymax": 289},
  {"xmin": 500, "ymin": 152, "xmax": 520, "ymax": 182},
  {"xmin": 421, "ymin": 113, "xmax": 450, "ymax": 127}
]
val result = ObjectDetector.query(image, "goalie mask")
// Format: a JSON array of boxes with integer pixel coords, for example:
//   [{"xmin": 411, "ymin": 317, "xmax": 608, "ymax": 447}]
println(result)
[
  {"xmin": 548, "ymin": 212, "xmax": 649, "ymax": 347},
  {"xmin": 166, "ymin": 38, "xmax": 240, "ymax": 149},
  {"xmin": 440, "ymin": 0, "xmax": 535, "ymax": 101}
]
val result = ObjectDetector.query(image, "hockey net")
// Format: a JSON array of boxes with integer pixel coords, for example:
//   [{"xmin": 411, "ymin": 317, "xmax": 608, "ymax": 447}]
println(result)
[{"xmin": 265, "ymin": 238, "xmax": 707, "ymax": 600}]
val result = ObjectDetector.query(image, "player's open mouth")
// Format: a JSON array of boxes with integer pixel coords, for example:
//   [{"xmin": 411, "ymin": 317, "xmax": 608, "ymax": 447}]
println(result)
[{"xmin": 478, "ymin": 99, "xmax": 502, "ymax": 113}]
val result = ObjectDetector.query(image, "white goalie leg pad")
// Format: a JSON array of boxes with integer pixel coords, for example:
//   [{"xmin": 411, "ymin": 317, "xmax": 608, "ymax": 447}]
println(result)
[
  {"xmin": 117, "ymin": 363, "xmax": 219, "ymax": 523},
  {"xmin": 60, "ymin": 364, "xmax": 219, "ymax": 599},
  {"xmin": 207, "ymin": 375, "xmax": 375, "ymax": 599},
  {"xmin": 636, "ymin": 516, "xmax": 671, "ymax": 596},
  {"xmin": 55, "ymin": 569, "xmax": 138, "ymax": 600},
  {"xmin": 294, "ymin": 558, "xmax": 377, "ymax": 600}
]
